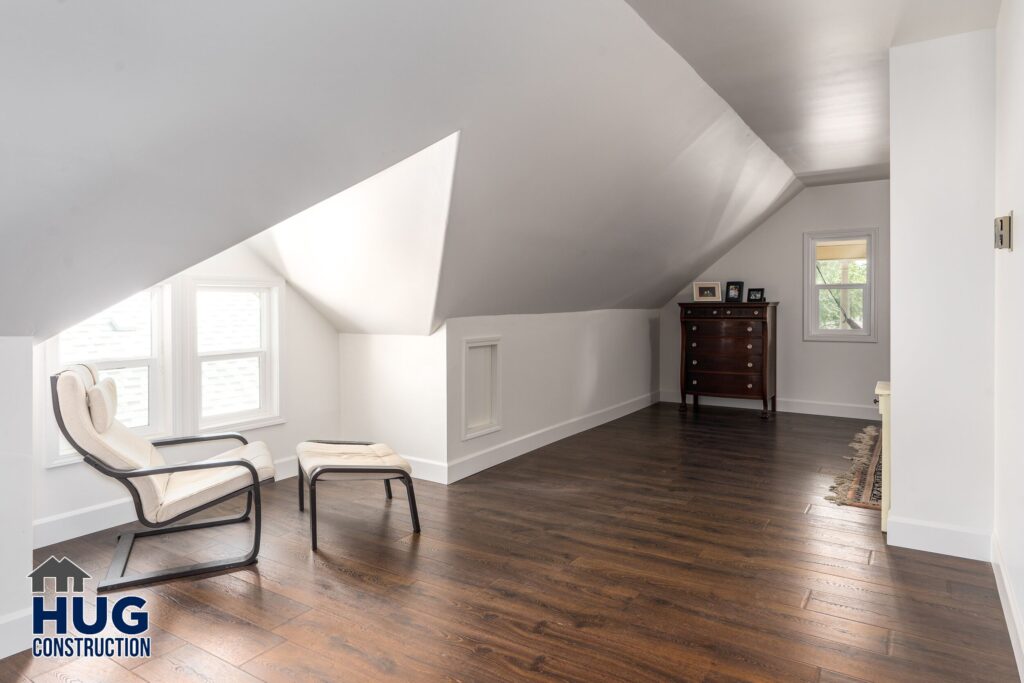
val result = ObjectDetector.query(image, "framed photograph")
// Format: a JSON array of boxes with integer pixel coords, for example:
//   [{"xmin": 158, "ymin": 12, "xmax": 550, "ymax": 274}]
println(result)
[
  {"xmin": 693, "ymin": 281, "xmax": 721, "ymax": 302},
  {"xmin": 725, "ymin": 281, "xmax": 744, "ymax": 303},
  {"xmin": 747, "ymin": 287, "xmax": 765, "ymax": 302}
]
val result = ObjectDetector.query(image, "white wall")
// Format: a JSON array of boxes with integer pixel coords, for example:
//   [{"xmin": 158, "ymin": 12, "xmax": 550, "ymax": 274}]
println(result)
[
  {"xmin": 0, "ymin": 339, "xmax": 34, "ymax": 658},
  {"xmin": 32, "ymin": 244, "xmax": 341, "ymax": 547},
  {"xmin": 889, "ymin": 30, "xmax": 995, "ymax": 561},
  {"xmin": 658, "ymin": 180, "xmax": 890, "ymax": 420},
  {"xmin": 334, "ymin": 310, "xmax": 656, "ymax": 484},
  {"xmin": 444, "ymin": 310, "xmax": 658, "ymax": 483},
  {"xmin": 250, "ymin": 132, "xmax": 458, "ymax": 335},
  {"xmin": 993, "ymin": 0, "xmax": 1024, "ymax": 671},
  {"xmin": 337, "ymin": 331, "xmax": 448, "ymax": 483}
]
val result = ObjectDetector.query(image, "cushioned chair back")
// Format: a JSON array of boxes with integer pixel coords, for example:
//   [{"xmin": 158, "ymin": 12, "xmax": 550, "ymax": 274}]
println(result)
[{"xmin": 54, "ymin": 364, "xmax": 168, "ymax": 521}]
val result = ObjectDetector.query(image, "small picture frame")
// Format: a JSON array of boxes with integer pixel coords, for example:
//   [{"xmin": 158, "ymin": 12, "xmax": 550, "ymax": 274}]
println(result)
[
  {"xmin": 693, "ymin": 281, "xmax": 722, "ymax": 302},
  {"xmin": 725, "ymin": 281, "xmax": 744, "ymax": 303},
  {"xmin": 747, "ymin": 288, "xmax": 765, "ymax": 302}
]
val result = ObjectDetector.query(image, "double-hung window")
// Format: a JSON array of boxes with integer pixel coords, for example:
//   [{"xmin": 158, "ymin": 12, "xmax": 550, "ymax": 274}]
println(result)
[
  {"xmin": 49, "ymin": 288, "xmax": 170, "ymax": 464},
  {"xmin": 46, "ymin": 277, "xmax": 281, "ymax": 466},
  {"xmin": 803, "ymin": 230, "xmax": 877, "ymax": 342},
  {"xmin": 194, "ymin": 283, "xmax": 280, "ymax": 430}
]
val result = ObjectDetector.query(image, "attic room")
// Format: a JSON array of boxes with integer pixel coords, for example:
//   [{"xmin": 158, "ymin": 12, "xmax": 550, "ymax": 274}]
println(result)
[{"xmin": 1, "ymin": 1, "xmax": 1022, "ymax": 681}]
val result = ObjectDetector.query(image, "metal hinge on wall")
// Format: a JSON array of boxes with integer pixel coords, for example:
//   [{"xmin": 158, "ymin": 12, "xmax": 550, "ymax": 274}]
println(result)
[{"xmin": 995, "ymin": 211, "xmax": 1013, "ymax": 250}]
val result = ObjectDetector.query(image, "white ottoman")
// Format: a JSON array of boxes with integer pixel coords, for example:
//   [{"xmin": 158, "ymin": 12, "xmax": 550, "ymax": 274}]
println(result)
[{"xmin": 296, "ymin": 440, "xmax": 419, "ymax": 550}]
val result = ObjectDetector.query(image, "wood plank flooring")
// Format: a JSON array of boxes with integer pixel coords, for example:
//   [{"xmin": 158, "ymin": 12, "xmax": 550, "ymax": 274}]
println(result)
[{"xmin": 2, "ymin": 404, "xmax": 1018, "ymax": 682}]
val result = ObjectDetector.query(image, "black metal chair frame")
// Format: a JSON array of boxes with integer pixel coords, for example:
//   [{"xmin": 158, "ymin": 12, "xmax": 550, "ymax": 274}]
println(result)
[
  {"xmin": 296, "ymin": 440, "xmax": 421, "ymax": 551},
  {"xmin": 50, "ymin": 374, "xmax": 272, "ymax": 592}
]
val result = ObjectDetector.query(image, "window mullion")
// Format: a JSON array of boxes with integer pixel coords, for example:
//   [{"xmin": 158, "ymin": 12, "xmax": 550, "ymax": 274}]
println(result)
[
  {"xmin": 815, "ymin": 284, "xmax": 864, "ymax": 292},
  {"xmin": 198, "ymin": 350, "xmax": 262, "ymax": 362}
]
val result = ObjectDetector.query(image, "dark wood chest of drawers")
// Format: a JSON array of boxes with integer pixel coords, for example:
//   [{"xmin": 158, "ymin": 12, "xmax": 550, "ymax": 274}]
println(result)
[{"xmin": 678, "ymin": 302, "xmax": 778, "ymax": 418}]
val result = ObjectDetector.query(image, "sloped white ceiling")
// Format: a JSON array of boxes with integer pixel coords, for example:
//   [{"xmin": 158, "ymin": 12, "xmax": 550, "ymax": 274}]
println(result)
[
  {"xmin": 0, "ymin": 0, "xmax": 797, "ymax": 338},
  {"xmin": 626, "ymin": 0, "xmax": 1000, "ymax": 186}
]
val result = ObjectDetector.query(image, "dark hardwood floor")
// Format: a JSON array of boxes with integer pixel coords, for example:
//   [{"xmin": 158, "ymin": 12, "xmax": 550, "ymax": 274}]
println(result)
[{"xmin": 2, "ymin": 404, "xmax": 1018, "ymax": 682}]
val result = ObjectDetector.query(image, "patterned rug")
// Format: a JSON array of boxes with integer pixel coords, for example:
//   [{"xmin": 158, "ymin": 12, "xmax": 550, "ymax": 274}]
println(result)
[{"xmin": 826, "ymin": 425, "xmax": 882, "ymax": 509}]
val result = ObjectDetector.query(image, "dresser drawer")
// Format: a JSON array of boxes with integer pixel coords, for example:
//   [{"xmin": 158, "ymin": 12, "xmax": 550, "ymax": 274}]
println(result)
[
  {"xmin": 687, "ymin": 355, "xmax": 762, "ymax": 373},
  {"xmin": 722, "ymin": 306, "xmax": 767, "ymax": 319},
  {"xmin": 686, "ymin": 337, "xmax": 763, "ymax": 355},
  {"xmin": 681, "ymin": 306, "xmax": 723, "ymax": 318},
  {"xmin": 685, "ymin": 320, "xmax": 763, "ymax": 338},
  {"xmin": 685, "ymin": 372, "xmax": 762, "ymax": 396}
]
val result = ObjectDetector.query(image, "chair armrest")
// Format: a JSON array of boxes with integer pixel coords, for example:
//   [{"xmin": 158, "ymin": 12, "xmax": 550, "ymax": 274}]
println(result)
[
  {"xmin": 151, "ymin": 433, "xmax": 248, "ymax": 448},
  {"xmin": 306, "ymin": 439, "xmax": 374, "ymax": 446},
  {"xmin": 118, "ymin": 459, "xmax": 262, "ymax": 486}
]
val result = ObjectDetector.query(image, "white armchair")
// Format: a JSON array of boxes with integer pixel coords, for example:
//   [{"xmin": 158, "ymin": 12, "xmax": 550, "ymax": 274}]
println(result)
[{"xmin": 51, "ymin": 364, "xmax": 275, "ymax": 591}]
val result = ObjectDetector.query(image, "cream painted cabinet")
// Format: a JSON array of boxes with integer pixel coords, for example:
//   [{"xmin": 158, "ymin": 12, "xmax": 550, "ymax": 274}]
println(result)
[{"xmin": 874, "ymin": 381, "xmax": 891, "ymax": 532}]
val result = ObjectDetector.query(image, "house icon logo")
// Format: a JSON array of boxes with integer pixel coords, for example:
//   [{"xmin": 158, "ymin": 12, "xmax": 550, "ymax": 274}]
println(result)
[{"xmin": 28, "ymin": 556, "xmax": 91, "ymax": 594}]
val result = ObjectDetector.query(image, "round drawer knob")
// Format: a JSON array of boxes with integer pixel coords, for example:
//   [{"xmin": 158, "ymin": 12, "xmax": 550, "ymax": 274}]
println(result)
[
  {"xmin": 754, "ymin": 311, "xmax": 760, "ymax": 315},
  {"xmin": 686, "ymin": 309, "xmax": 693, "ymax": 314},
  {"xmin": 726, "ymin": 310, "xmax": 732, "ymax": 315},
  {"xmin": 746, "ymin": 344, "xmax": 753, "ymax": 349},
  {"xmin": 691, "ymin": 326, "xmax": 697, "ymax": 331},
  {"xmin": 691, "ymin": 342, "xmax": 697, "ymax": 348},
  {"xmin": 691, "ymin": 360, "xmax": 697, "ymax": 365},
  {"xmin": 747, "ymin": 362, "xmax": 753, "ymax": 368},
  {"xmin": 712, "ymin": 310, "xmax": 718, "ymax": 315},
  {"xmin": 692, "ymin": 380, "xmax": 698, "ymax": 385},
  {"xmin": 747, "ymin": 383, "xmax": 753, "ymax": 389},
  {"xmin": 747, "ymin": 327, "xmax": 753, "ymax": 332}
]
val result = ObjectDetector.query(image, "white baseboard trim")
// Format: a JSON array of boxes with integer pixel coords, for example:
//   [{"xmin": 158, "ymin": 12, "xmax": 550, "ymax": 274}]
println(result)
[
  {"xmin": 0, "ymin": 607, "xmax": 32, "ymax": 659},
  {"xmin": 446, "ymin": 393, "xmax": 655, "ymax": 484},
  {"xmin": 273, "ymin": 455, "xmax": 298, "ymax": 480},
  {"xmin": 992, "ymin": 532, "xmax": 1024, "ymax": 679},
  {"xmin": 33, "ymin": 497, "xmax": 135, "ymax": 549},
  {"xmin": 403, "ymin": 455, "xmax": 448, "ymax": 484},
  {"xmin": 657, "ymin": 391, "xmax": 879, "ymax": 421},
  {"xmin": 886, "ymin": 514, "xmax": 992, "ymax": 561},
  {"xmin": 775, "ymin": 398, "xmax": 879, "ymax": 421},
  {"xmin": 35, "ymin": 455, "xmax": 302, "ymax": 549}
]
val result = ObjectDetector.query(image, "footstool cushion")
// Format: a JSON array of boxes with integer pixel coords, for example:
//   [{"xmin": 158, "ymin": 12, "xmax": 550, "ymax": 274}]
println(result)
[{"xmin": 296, "ymin": 441, "xmax": 411, "ymax": 480}]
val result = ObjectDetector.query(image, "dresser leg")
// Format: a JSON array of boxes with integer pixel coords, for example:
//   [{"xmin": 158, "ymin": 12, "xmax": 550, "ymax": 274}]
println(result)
[
  {"xmin": 679, "ymin": 395, "xmax": 687, "ymax": 413},
  {"xmin": 761, "ymin": 397, "xmax": 769, "ymax": 419},
  {"xmin": 771, "ymin": 396, "xmax": 777, "ymax": 413},
  {"xmin": 693, "ymin": 395, "xmax": 699, "ymax": 412}
]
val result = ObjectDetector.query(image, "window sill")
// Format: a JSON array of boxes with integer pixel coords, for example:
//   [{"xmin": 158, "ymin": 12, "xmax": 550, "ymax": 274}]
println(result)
[
  {"xmin": 803, "ymin": 334, "xmax": 878, "ymax": 343},
  {"xmin": 200, "ymin": 415, "xmax": 287, "ymax": 434},
  {"xmin": 48, "ymin": 429, "xmax": 176, "ymax": 469},
  {"xmin": 47, "ymin": 453, "xmax": 84, "ymax": 469},
  {"xmin": 45, "ymin": 419, "xmax": 285, "ymax": 468}
]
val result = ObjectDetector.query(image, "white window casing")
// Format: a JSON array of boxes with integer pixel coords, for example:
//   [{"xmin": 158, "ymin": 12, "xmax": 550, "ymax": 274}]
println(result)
[
  {"xmin": 44, "ymin": 286, "xmax": 171, "ymax": 466},
  {"xmin": 803, "ymin": 229, "xmax": 878, "ymax": 343},
  {"xmin": 190, "ymin": 279, "xmax": 281, "ymax": 432},
  {"xmin": 43, "ymin": 276, "xmax": 282, "ymax": 467}
]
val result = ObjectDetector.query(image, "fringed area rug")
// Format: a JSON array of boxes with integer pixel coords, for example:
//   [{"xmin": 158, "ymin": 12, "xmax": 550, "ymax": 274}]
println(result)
[{"xmin": 826, "ymin": 425, "xmax": 882, "ymax": 509}]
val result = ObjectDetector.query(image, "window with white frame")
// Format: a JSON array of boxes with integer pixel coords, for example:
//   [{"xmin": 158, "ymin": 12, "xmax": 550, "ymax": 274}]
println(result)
[
  {"xmin": 194, "ymin": 283, "xmax": 279, "ymax": 429},
  {"xmin": 47, "ymin": 289, "xmax": 170, "ymax": 464},
  {"xmin": 56, "ymin": 289, "xmax": 168, "ymax": 433},
  {"xmin": 46, "ymin": 278, "xmax": 281, "ymax": 466},
  {"xmin": 803, "ymin": 230, "xmax": 877, "ymax": 342}
]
